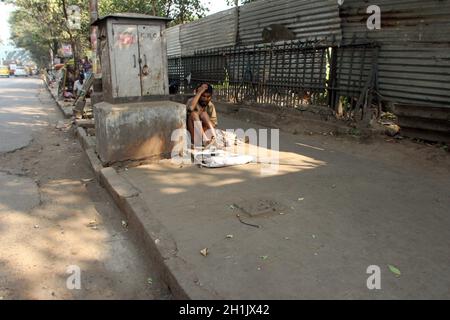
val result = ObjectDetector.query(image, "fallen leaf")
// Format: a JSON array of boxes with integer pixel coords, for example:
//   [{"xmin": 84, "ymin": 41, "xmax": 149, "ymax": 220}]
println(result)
[
  {"xmin": 260, "ymin": 255, "xmax": 269, "ymax": 260},
  {"xmin": 200, "ymin": 248, "xmax": 209, "ymax": 257},
  {"xmin": 388, "ymin": 265, "xmax": 401, "ymax": 276}
]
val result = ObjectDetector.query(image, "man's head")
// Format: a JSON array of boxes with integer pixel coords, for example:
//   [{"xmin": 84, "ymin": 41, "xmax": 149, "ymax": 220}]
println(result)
[{"xmin": 196, "ymin": 83, "xmax": 213, "ymax": 107}]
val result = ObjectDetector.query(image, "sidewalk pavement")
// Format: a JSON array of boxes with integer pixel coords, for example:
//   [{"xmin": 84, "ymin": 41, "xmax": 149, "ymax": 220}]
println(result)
[
  {"xmin": 45, "ymin": 76, "xmax": 450, "ymax": 299},
  {"xmin": 111, "ymin": 115, "xmax": 450, "ymax": 299}
]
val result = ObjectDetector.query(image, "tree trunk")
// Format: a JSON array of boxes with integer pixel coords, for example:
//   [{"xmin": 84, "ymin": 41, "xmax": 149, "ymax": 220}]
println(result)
[{"xmin": 60, "ymin": 0, "xmax": 79, "ymax": 72}]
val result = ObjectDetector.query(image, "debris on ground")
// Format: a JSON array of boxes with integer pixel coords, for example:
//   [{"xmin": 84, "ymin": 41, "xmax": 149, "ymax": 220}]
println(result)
[
  {"xmin": 55, "ymin": 121, "xmax": 66, "ymax": 129},
  {"xmin": 388, "ymin": 264, "xmax": 401, "ymax": 276},
  {"xmin": 260, "ymin": 255, "xmax": 269, "ymax": 260},
  {"xmin": 34, "ymin": 225, "xmax": 39, "ymax": 229},
  {"xmin": 298, "ymin": 197, "xmax": 305, "ymax": 201},
  {"xmin": 200, "ymin": 248, "xmax": 209, "ymax": 257},
  {"xmin": 236, "ymin": 214, "xmax": 260, "ymax": 228},
  {"xmin": 226, "ymin": 235, "xmax": 234, "ymax": 239},
  {"xmin": 87, "ymin": 220, "xmax": 99, "ymax": 230},
  {"xmin": 147, "ymin": 278, "xmax": 153, "ymax": 285},
  {"xmin": 121, "ymin": 220, "xmax": 128, "ymax": 228}
]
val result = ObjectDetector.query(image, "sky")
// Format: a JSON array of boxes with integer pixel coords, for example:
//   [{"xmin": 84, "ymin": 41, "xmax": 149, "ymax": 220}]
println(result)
[
  {"xmin": 0, "ymin": 2, "xmax": 15, "ymax": 62},
  {"xmin": 203, "ymin": 0, "xmax": 233, "ymax": 14}
]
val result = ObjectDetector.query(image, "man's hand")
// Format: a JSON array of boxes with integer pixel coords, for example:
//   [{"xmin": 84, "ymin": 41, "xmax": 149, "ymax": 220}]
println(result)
[
  {"xmin": 196, "ymin": 84, "xmax": 208, "ymax": 95},
  {"xmin": 189, "ymin": 84, "xmax": 209, "ymax": 112}
]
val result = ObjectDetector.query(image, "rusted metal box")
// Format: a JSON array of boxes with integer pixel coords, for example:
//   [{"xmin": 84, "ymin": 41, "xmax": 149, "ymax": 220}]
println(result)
[{"xmin": 93, "ymin": 13, "xmax": 171, "ymax": 103}]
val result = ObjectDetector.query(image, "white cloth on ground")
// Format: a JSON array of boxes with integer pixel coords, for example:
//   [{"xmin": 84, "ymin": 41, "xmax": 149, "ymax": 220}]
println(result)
[{"xmin": 193, "ymin": 149, "xmax": 254, "ymax": 168}]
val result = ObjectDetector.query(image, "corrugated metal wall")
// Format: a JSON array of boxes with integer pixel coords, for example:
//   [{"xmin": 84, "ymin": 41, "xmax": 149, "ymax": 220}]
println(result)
[
  {"xmin": 164, "ymin": 25, "xmax": 181, "ymax": 57},
  {"xmin": 178, "ymin": 8, "xmax": 237, "ymax": 56},
  {"xmin": 165, "ymin": 0, "xmax": 449, "ymax": 114},
  {"xmin": 339, "ymin": 0, "xmax": 450, "ymax": 109},
  {"xmin": 238, "ymin": 0, "xmax": 342, "ymax": 45},
  {"xmin": 166, "ymin": 0, "xmax": 342, "ymax": 56}
]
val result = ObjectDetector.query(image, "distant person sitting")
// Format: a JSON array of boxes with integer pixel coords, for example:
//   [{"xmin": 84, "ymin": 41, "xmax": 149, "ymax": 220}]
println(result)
[
  {"xmin": 73, "ymin": 73, "xmax": 85, "ymax": 98},
  {"xmin": 186, "ymin": 83, "xmax": 218, "ymax": 147}
]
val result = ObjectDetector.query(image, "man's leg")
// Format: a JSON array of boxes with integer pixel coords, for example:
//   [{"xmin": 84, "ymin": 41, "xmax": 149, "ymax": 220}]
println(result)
[
  {"xmin": 199, "ymin": 111, "xmax": 217, "ymax": 141},
  {"xmin": 188, "ymin": 111, "xmax": 208, "ymax": 148}
]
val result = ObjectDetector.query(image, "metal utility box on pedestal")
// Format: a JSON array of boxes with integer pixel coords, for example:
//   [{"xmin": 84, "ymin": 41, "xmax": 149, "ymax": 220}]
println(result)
[{"xmin": 93, "ymin": 13, "xmax": 171, "ymax": 103}]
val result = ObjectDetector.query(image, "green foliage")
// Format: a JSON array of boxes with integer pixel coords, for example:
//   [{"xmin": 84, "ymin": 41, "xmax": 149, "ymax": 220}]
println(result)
[
  {"xmin": 8, "ymin": 0, "xmax": 211, "ymax": 67},
  {"xmin": 225, "ymin": 0, "xmax": 259, "ymax": 6},
  {"xmin": 8, "ymin": 0, "xmax": 91, "ymax": 67},
  {"xmin": 99, "ymin": 0, "xmax": 208, "ymax": 25}
]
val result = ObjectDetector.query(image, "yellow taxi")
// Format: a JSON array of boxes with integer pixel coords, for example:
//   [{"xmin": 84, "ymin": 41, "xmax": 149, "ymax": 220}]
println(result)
[{"xmin": 0, "ymin": 65, "xmax": 10, "ymax": 77}]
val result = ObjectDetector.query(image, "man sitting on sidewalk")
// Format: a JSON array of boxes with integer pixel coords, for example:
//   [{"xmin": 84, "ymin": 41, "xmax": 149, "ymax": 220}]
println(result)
[{"xmin": 186, "ymin": 83, "xmax": 218, "ymax": 147}]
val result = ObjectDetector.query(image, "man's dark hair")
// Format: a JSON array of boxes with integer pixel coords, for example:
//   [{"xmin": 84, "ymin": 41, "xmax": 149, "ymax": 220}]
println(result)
[{"xmin": 196, "ymin": 83, "xmax": 213, "ymax": 95}]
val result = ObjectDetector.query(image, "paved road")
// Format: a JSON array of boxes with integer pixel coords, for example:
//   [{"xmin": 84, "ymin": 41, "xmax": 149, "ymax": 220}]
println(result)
[
  {"xmin": 0, "ymin": 77, "xmax": 45, "ymax": 153},
  {"xmin": 0, "ymin": 77, "xmax": 171, "ymax": 299}
]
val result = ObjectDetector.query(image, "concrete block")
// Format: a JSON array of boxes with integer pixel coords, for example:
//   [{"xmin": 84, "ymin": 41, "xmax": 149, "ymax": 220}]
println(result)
[{"xmin": 94, "ymin": 101, "xmax": 186, "ymax": 165}]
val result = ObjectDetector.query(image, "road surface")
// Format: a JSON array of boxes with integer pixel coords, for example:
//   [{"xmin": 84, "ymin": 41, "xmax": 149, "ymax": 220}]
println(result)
[{"xmin": 0, "ymin": 77, "xmax": 171, "ymax": 299}]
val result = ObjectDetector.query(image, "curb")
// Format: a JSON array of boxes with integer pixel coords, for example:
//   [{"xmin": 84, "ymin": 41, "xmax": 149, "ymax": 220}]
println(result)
[
  {"xmin": 99, "ymin": 167, "xmax": 221, "ymax": 300},
  {"xmin": 45, "ymin": 79, "xmax": 219, "ymax": 299},
  {"xmin": 43, "ymin": 79, "xmax": 73, "ymax": 118},
  {"xmin": 73, "ymin": 126, "xmax": 217, "ymax": 299}
]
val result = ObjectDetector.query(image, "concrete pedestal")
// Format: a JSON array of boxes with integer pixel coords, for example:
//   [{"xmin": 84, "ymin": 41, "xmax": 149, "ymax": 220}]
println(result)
[{"xmin": 94, "ymin": 101, "xmax": 186, "ymax": 165}]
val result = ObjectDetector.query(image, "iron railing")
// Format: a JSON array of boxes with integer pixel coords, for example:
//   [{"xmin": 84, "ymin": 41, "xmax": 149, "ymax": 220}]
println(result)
[{"xmin": 169, "ymin": 40, "xmax": 379, "ymax": 117}]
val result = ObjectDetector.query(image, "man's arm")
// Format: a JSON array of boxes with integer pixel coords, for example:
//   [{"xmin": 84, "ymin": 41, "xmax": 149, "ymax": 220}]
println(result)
[{"xmin": 188, "ymin": 84, "xmax": 208, "ymax": 112}]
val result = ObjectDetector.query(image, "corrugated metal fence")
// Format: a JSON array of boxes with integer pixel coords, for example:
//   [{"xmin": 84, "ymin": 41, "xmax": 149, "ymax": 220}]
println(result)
[
  {"xmin": 166, "ymin": 0, "xmax": 341, "ymax": 56},
  {"xmin": 340, "ymin": 0, "xmax": 450, "ymax": 109},
  {"xmin": 166, "ymin": 0, "xmax": 450, "ymax": 137},
  {"xmin": 238, "ymin": 0, "xmax": 341, "ymax": 45}
]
